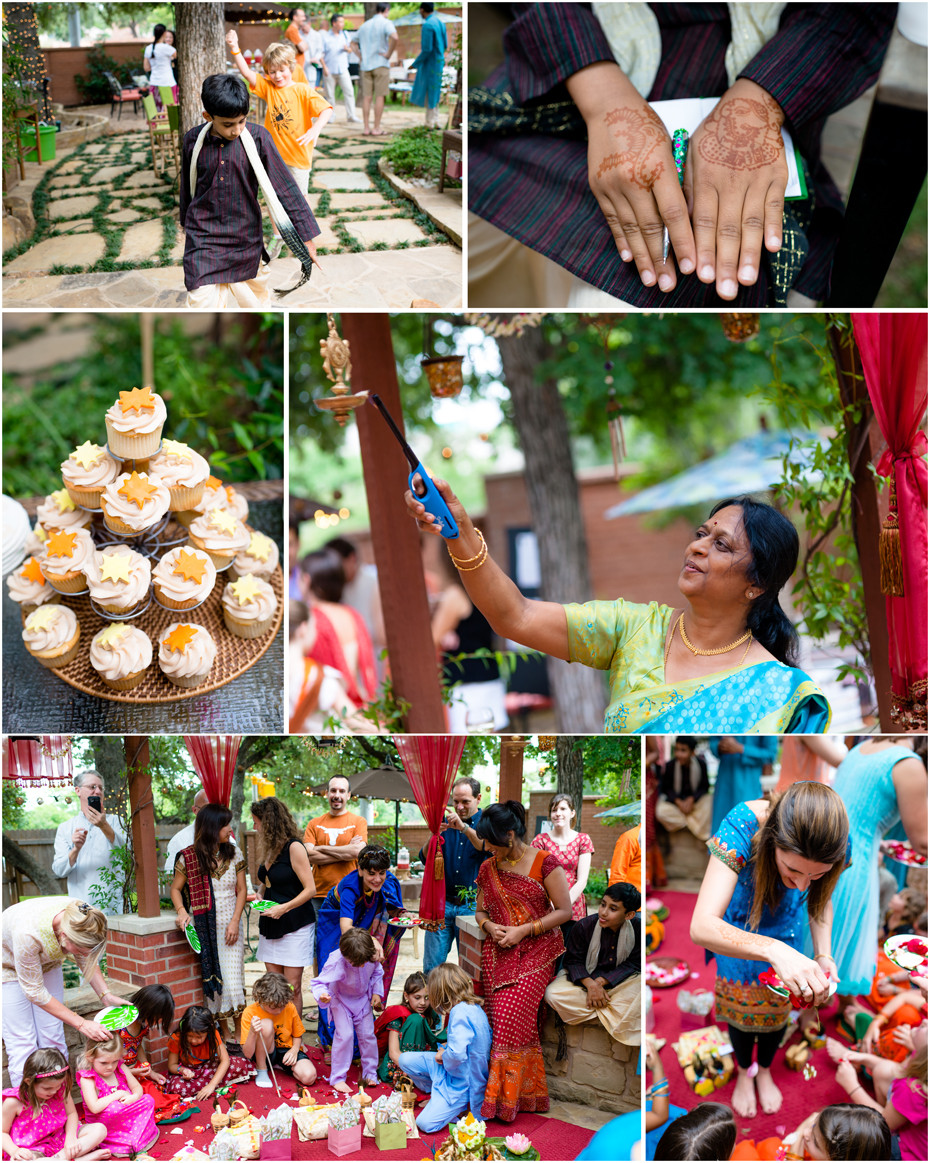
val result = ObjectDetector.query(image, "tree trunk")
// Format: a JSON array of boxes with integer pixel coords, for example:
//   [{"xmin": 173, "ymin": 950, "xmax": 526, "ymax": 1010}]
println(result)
[
  {"xmin": 496, "ymin": 330, "xmax": 606, "ymax": 733},
  {"xmin": 90, "ymin": 737, "xmax": 128, "ymax": 822},
  {"xmin": 174, "ymin": 2, "xmax": 227, "ymax": 135},
  {"xmin": 555, "ymin": 736, "xmax": 584, "ymax": 827},
  {"xmin": 4, "ymin": 5, "xmax": 47, "ymax": 100},
  {"xmin": 4, "ymin": 837, "xmax": 61, "ymax": 895}
]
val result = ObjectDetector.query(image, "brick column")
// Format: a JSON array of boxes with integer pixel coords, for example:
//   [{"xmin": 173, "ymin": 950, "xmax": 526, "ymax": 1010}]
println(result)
[
  {"xmin": 456, "ymin": 914, "xmax": 485, "ymax": 994},
  {"xmin": 106, "ymin": 912, "xmax": 203, "ymax": 1070}
]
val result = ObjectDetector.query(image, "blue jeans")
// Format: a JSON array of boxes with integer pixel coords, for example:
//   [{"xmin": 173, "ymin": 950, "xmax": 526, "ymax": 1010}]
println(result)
[{"xmin": 423, "ymin": 900, "xmax": 472, "ymax": 975}]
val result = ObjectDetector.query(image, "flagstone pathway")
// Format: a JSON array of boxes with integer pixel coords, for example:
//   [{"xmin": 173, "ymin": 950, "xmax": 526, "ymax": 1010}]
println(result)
[{"xmin": 2, "ymin": 107, "xmax": 462, "ymax": 308}]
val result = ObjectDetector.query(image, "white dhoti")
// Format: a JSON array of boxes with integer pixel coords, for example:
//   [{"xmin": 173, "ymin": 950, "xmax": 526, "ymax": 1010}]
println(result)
[
  {"xmin": 186, "ymin": 272, "xmax": 271, "ymax": 310},
  {"xmin": 655, "ymin": 794, "xmax": 713, "ymax": 841},
  {"xmin": 544, "ymin": 970, "xmax": 641, "ymax": 1044}
]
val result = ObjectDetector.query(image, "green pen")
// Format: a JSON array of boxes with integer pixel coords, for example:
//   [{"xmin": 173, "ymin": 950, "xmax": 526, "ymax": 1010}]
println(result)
[{"xmin": 662, "ymin": 128, "xmax": 690, "ymax": 264}]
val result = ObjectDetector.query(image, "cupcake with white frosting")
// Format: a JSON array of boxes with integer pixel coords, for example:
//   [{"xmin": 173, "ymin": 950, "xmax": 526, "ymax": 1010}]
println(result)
[
  {"xmin": 100, "ymin": 471, "xmax": 170, "ymax": 535},
  {"xmin": 152, "ymin": 546, "xmax": 216, "ymax": 610},
  {"xmin": 6, "ymin": 556, "xmax": 61, "ymax": 619},
  {"xmin": 104, "ymin": 386, "xmax": 167, "ymax": 460},
  {"xmin": 187, "ymin": 507, "xmax": 250, "ymax": 569},
  {"xmin": 23, "ymin": 522, "xmax": 49, "ymax": 559},
  {"xmin": 230, "ymin": 530, "xmax": 279, "ymax": 580},
  {"xmin": 158, "ymin": 622, "xmax": 217, "ymax": 688},
  {"xmin": 148, "ymin": 440, "xmax": 210, "ymax": 512},
  {"xmin": 22, "ymin": 604, "xmax": 80, "ymax": 669},
  {"xmin": 222, "ymin": 574, "xmax": 277, "ymax": 639},
  {"xmin": 176, "ymin": 476, "xmax": 249, "ymax": 528},
  {"xmin": 86, "ymin": 546, "xmax": 151, "ymax": 616},
  {"xmin": 35, "ymin": 489, "xmax": 94, "ymax": 534},
  {"xmin": 88, "ymin": 622, "xmax": 152, "ymax": 690},
  {"xmin": 40, "ymin": 527, "xmax": 95, "ymax": 594},
  {"xmin": 60, "ymin": 441, "xmax": 121, "ymax": 510}
]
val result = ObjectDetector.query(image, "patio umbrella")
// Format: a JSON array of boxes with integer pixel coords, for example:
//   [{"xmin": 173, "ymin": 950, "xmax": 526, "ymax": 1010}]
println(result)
[
  {"xmin": 392, "ymin": 12, "xmax": 463, "ymax": 24},
  {"xmin": 344, "ymin": 764, "xmax": 414, "ymax": 860},
  {"xmin": 594, "ymin": 801, "xmax": 643, "ymax": 821},
  {"xmin": 604, "ymin": 428, "xmax": 830, "ymax": 518}
]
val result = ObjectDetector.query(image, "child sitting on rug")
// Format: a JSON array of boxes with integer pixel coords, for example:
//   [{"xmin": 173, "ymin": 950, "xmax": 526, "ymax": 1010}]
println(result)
[
  {"xmin": 119, "ymin": 984, "xmax": 175, "ymax": 1084},
  {"xmin": 784, "ymin": 1104, "xmax": 892, "ymax": 1161},
  {"xmin": 241, "ymin": 972, "xmax": 317, "ymax": 1090},
  {"xmin": 398, "ymin": 964, "xmax": 491, "ymax": 1133},
  {"xmin": 226, "ymin": 32, "xmax": 332, "ymax": 258},
  {"xmin": 653, "ymin": 1102, "xmax": 736, "ymax": 1161},
  {"xmin": 179, "ymin": 74, "xmax": 321, "ymax": 310},
  {"xmin": 77, "ymin": 1033, "xmax": 159, "ymax": 1158},
  {"xmin": 311, "ymin": 928, "xmax": 384, "ymax": 1094},
  {"xmin": 2, "ymin": 1048, "xmax": 109, "ymax": 1161},
  {"xmin": 375, "ymin": 971, "xmax": 446, "ymax": 1085},
  {"xmin": 163, "ymin": 1005, "xmax": 255, "ymax": 1099}
]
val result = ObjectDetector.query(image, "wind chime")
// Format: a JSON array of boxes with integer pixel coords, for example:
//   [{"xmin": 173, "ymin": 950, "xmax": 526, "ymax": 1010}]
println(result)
[{"xmin": 586, "ymin": 316, "xmax": 627, "ymax": 481}]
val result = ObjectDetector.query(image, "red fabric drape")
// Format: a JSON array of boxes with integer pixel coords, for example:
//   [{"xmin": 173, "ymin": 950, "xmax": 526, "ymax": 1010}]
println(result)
[
  {"xmin": 183, "ymin": 735, "xmax": 242, "ymax": 807},
  {"xmin": 852, "ymin": 313, "xmax": 928, "ymax": 728},
  {"xmin": 394, "ymin": 736, "xmax": 466, "ymax": 922},
  {"xmin": 3, "ymin": 736, "xmax": 73, "ymax": 785}
]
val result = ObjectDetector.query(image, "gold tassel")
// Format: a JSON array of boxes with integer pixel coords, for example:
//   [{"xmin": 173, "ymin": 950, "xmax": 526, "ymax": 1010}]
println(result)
[
  {"xmin": 880, "ymin": 477, "xmax": 905, "ymax": 596},
  {"xmin": 434, "ymin": 852, "xmax": 444, "ymax": 879}
]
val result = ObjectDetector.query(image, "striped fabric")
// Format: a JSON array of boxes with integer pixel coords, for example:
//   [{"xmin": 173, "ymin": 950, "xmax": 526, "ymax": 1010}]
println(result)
[
  {"xmin": 179, "ymin": 122, "xmax": 319, "ymax": 291},
  {"xmin": 469, "ymin": 3, "xmax": 895, "ymax": 306}
]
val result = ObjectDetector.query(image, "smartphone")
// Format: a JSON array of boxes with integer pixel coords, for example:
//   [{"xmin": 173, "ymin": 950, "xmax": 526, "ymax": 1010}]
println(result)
[{"xmin": 88, "ymin": 795, "xmax": 103, "ymax": 812}]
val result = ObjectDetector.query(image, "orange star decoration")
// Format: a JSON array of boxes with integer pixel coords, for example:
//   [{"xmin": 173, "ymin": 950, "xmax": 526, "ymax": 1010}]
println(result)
[
  {"xmin": 247, "ymin": 532, "xmax": 273, "ymax": 562},
  {"xmin": 118, "ymin": 386, "xmax": 156, "ymax": 414},
  {"xmin": 205, "ymin": 475, "xmax": 224, "ymax": 491},
  {"xmin": 162, "ymin": 439, "xmax": 193, "ymax": 461},
  {"xmin": 172, "ymin": 549, "xmax": 208, "ymax": 583},
  {"xmin": 229, "ymin": 574, "xmax": 263, "ymax": 606},
  {"xmin": 208, "ymin": 508, "xmax": 238, "ymax": 535},
  {"xmin": 97, "ymin": 623, "xmax": 129, "ymax": 648},
  {"xmin": 21, "ymin": 557, "xmax": 46, "ymax": 584},
  {"xmin": 71, "ymin": 441, "xmax": 105, "ymax": 470},
  {"xmin": 118, "ymin": 472, "xmax": 158, "ymax": 509},
  {"xmin": 51, "ymin": 488, "xmax": 76, "ymax": 513},
  {"xmin": 25, "ymin": 605, "xmax": 60, "ymax": 632},
  {"xmin": 163, "ymin": 624, "xmax": 198, "ymax": 653},
  {"xmin": 99, "ymin": 553, "xmax": 133, "ymax": 584},
  {"xmin": 46, "ymin": 530, "xmax": 77, "ymax": 559}
]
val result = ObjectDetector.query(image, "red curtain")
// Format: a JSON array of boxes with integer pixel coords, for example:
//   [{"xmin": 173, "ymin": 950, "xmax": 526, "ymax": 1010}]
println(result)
[
  {"xmin": 395, "ymin": 735, "xmax": 466, "ymax": 922},
  {"xmin": 852, "ymin": 314, "xmax": 928, "ymax": 728},
  {"xmin": 3, "ymin": 736, "xmax": 73, "ymax": 786},
  {"xmin": 183, "ymin": 736, "xmax": 242, "ymax": 806}
]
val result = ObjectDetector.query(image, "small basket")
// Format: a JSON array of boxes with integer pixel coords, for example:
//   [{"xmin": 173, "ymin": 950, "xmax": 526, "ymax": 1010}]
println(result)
[{"xmin": 228, "ymin": 1099, "xmax": 251, "ymax": 1128}]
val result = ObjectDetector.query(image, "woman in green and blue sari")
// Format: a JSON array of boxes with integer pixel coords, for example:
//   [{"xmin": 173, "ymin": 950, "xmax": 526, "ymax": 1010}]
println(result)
[{"xmin": 406, "ymin": 483, "xmax": 830, "ymax": 734}]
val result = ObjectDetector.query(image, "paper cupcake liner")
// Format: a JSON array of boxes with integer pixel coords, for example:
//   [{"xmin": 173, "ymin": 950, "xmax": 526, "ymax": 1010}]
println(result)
[
  {"xmin": 100, "ymin": 502, "xmax": 162, "ymax": 538},
  {"xmin": 98, "ymin": 667, "xmax": 148, "ymax": 691},
  {"xmin": 223, "ymin": 610, "xmax": 275, "ymax": 639},
  {"xmin": 90, "ymin": 592, "xmax": 153, "ymax": 620},
  {"xmin": 18, "ymin": 594, "xmax": 63, "ymax": 623},
  {"xmin": 44, "ymin": 569, "xmax": 90, "ymax": 595},
  {"xmin": 168, "ymin": 482, "xmax": 207, "ymax": 512},
  {"xmin": 173, "ymin": 509, "xmax": 198, "ymax": 528},
  {"xmin": 161, "ymin": 668, "xmax": 212, "ymax": 689},
  {"xmin": 30, "ymin": 630, "xmax": 81, "ymax": 669},
  {"xmin": 104, "ymin": 422, "xmax": 163, "ymax": 461},
  {"xmin": 152, "ymin": 586, "xmax": 209, "ymax": 612},
  {"xmin": 63, "ymin": 483, "xmax": 107, "ymax": 510},
  {"xmin": 185, "ymin": 535, "xmax": 235, "ymax": 570}
]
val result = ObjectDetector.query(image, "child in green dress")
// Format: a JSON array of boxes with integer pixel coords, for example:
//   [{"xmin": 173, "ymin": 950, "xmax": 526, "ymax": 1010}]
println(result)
[{"xmin": 375, "ymin": 972, "xmax": 445, "ymax": 1085}]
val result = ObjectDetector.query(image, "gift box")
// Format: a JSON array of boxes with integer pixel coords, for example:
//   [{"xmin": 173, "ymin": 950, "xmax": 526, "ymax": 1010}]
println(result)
[
  {"xmin": 374, "ymin": 1121, "xmax": 407, "ymax": 1150},
  {"xmin": 294, "ymin": 1104, "xmax": 342, "ymax": 1142},
  {"xmin": 328, "ymin": 1124, "xmax": 363, "ymax": 1156}
]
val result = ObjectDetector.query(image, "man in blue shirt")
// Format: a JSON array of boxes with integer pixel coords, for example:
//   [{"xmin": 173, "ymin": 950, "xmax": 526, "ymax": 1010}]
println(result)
[
  {"xmin": 421, "ymin": 777, "xmax": 488, "ymax": 974},
  {"xmin": 355, "ymin": 2, "xmax": 398, "ymax": 136}
]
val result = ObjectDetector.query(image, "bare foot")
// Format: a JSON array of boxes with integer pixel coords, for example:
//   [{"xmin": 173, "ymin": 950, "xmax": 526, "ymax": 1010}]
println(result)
[
  {"xmin": 333, "ymin": 1081, "xmax": 352, "ymax": 1094},
  {"xmin": 756, "ymin": 1067, "xmax": 783, "ymax": 1114},
  {"xmin": 731, "ymin": 1069, "xmax": 757, "ymax": 1119},
  {"xmin": 363, "ymin": 128, "xmax": 372, "ymax": 135},
  {"xmin": 360, "ymin": 1077, "xmax": 377, "ymax": 1087}
]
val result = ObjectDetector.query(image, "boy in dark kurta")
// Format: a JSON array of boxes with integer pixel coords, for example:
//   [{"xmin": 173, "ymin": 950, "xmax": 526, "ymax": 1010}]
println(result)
[{"xmin": 179, "ymin": 74, "xmax": 320, "ymax": 309}]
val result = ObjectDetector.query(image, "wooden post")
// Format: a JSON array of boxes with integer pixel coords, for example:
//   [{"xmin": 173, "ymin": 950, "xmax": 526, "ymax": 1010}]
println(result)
[
  {"xmin": 499, "ymin": 735, "xmax": 527, "ymax": 803},
  {"xmin": 342, "ymin": 314, "xmax": 446, "ymax": 732},
  {"xmin": 829, "ymin": 324, "xmax": 893, "ymax": 729},
  {"xmin": 125, "ymin": 736, "xmax": 160, "ymax": 918}
]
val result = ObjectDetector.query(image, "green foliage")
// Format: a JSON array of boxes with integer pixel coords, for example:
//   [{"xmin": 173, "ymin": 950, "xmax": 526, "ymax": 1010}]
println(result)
[
  {"xmin": 88, "ymin": 842, "xmax": 135, "ymax": 914},
  {"xmin": 380, "ymin": 126, "xmax": 443, "ymax": 181},
  {"xmin": 585, "ymin": 866, "xmax": 609, "ymax": 901},
  {"xmin": 875, "ymin": 180, "xmax": 928, "ymax": 308},
  {"xmin": 574, "ymin": 737, "xmax": 641, "ymax": 805},
  {"xmin": 74, "ymin": 44, "xmax": 135, "ymax": 105},
  {"xmin": 35, "ymin": 3, "xmax": 174, "ymax": 39},
  {"xmin": 2, "ymin": 313, "xmax": 284, "ymax": 497}
]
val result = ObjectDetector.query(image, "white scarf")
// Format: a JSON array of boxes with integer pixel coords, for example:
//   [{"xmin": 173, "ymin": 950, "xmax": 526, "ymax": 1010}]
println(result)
[{"xmin": 586, "ymin": 915, "xmax": 635, "ymax": 977}]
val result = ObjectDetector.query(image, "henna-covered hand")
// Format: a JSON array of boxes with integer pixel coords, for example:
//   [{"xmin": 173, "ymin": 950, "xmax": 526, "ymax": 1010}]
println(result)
[
  {"xmin": 566, "ymin": 62, "xmax": 695, "ymax": 292},
  {"xmin": 684, "ymin": 78, "xmax": 788, "ymax": 300}
]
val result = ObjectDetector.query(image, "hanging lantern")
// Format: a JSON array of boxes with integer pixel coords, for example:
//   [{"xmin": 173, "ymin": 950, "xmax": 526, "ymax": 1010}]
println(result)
[
  {"xmin": 422, "ymin": 354, "xmax": 465, "ymax": 398},
  {"xmin": 721, "ymin": 313, "xmax": 760, "ymax": 343},
  {"xmin": 315, "ymin": 313, "xmax": 368, "ymax": 425},
  {"xmin": 537, "ymin": 736, "xmax": 557, "ymax": 751}
]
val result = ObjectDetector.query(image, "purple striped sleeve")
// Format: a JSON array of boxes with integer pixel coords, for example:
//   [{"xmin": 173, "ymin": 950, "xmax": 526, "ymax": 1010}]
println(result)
[{"xmin": 503, "ymin": 3, "xmax": 617, "ymax": 104}]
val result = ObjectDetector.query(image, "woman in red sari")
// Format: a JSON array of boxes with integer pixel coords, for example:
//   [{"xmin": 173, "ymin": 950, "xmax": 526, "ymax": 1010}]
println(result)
[{"xmin": 474, "ymin": 801, "xmax": 572, "ymax": 1122}]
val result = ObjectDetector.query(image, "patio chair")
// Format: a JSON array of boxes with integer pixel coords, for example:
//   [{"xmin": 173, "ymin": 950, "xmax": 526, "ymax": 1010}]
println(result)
[
  {"xmin": 141, "ymin": 92, "xmax": 180, "ymax": 178},
  {"xmin": 158, "ymin": 85, "xmax": 176, "ymax": 107},
  {"xmin": 104, "ymin": 71, "xmax": 142, "ymax": 119},
  {"xmin": 439, "ymin": 99, "xmax": 462, "ymax": 193}
]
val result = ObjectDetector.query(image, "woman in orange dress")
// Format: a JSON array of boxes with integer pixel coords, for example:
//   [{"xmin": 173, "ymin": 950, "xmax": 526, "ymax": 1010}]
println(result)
[{"xmin": 474, "ymin": 801, "xmax": 572, "ymax": 1122}]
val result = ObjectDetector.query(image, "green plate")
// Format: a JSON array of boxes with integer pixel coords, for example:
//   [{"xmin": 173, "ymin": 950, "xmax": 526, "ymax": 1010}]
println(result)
[
  {"xmin": 185, "ymin": 924, "xmax": 201, "ymax": 953},
  {"xmin": 250, "ymin": 899, "xmax": 276, "ymax": 912},
  {"xmin": 95, "ymin": 1004, "xmax": 139, "ymax": 1031}
]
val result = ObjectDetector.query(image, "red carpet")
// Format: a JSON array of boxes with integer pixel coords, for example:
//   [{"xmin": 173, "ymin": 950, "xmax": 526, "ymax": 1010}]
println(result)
[
  {"xmin": 104, "ymin": 1050, "xmax": 593, "ymax": 1160},
  {"xmin": 649, "ymin": 890, "xmax": 864, "ymax": 1145}
]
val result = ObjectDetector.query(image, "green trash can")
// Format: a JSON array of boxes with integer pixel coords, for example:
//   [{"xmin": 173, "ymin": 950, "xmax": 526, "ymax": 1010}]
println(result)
[{"xmin": 19, "ymin": 124, "xmax": 57, "ymax": 163}]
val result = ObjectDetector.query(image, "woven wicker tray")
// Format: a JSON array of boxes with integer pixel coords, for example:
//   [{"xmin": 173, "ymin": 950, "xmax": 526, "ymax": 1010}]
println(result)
[{"xmin": 23, "ymin": 520, "xmax": 283, "ymax": 705}]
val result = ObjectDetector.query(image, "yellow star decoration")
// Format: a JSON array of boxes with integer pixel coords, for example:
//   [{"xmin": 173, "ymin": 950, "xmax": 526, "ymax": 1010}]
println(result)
[
  {"xmin": 25, "ymin": 605, "xmax": 60, "ymax": 632},
  {"xmin": 205, "ymin": 475, "xmax": 224, "ymax": 491},
  {"xmin": 34, "ymin": 524, "xmax": 48, "ymax": 543},
  {"xmin": 172, "ymin": 549, "xmax": 208, "ymax": 583},
  {"xmin": 208, "ymin": 508, "xmax": 237, "ymax": 535},
  {"xmin": 118, "ymin": 386, "xmax": 156, "ymax": 414},
  {"xmin": 97, "ymin": 623, "xmax": 129, "ymax": 648},
  {"xmin": 21, "ymin": 557, "xmax": 46, "ymax": 585},
  {"xmin": 51, "ymin": 488, "xmax": 76, "ymax": 513},
  {"xmin": 247, "ymin": 532, "xmax": 273, "ymax": 562},
  {"xmin": 118, "ymin": 472, "xmax": 158, "ymax": 510},
  {"xmin": 229, "ymin": 574, "xmax": 263, "ymax": 606},
  {"xmin": 162, "ymin": 439, "xmax": 193, "ymax": 461},
  {"xmin": 163, "ymin": 624, "xmax": 197, "ymax": 653},
  {"xmin": 99, "ymin": 553, "xmax": 133, "ymax": 583},
  {"xmin": 46, "ymin": 529, "xmax": 77, "ymax": 559},
  {"xmin": 71, "ymin": 441, "xmax": 105, "ymax": 470}
]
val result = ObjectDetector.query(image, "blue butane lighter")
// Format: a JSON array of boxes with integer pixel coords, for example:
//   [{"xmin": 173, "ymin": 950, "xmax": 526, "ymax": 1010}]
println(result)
[{"xmin": 369, "ymin": 394, "xmax": 459, "ymax": 539}]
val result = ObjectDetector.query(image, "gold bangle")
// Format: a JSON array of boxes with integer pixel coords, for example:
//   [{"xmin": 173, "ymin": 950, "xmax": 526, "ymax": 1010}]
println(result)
[{"xmin": 448, "ymin": 529, "xmax": 486, "ymax": 566}]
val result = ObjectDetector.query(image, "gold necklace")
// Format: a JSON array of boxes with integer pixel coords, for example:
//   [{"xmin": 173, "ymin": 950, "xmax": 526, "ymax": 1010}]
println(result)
[
  {"xmin": 670, "ymin": 614, "xmax": 753, "ymax": 659},
  {"xmin": 498, "ymin": 843, "xmax": 525, "ymax": 868}
]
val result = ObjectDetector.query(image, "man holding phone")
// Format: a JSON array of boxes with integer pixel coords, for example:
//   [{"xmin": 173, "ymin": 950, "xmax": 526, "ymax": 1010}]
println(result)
[{"xmin": 52, "ymin": 770, "xmax": 126, "ymax": 915}]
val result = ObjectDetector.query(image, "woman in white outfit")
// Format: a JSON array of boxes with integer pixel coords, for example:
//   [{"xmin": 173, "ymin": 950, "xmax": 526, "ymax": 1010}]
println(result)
[{"xmin": 144, "ymin": 24, "xmax": 178, "ymax": 107}]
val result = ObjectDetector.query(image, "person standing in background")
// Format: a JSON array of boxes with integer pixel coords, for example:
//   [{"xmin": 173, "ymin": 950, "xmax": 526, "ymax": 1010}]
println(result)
[
  {"xmin": 354, "ymin": 2, "xmax": 399, "ymax": 135},
  {"xmin": 321, "ymin": 14, "xmax": 361, "ymax": 123},
  {"xmin": 709, "ymin": 736, "xmax": 779, "ymax": 837},
  {"xmin": 52, "ymin": 772, "xmax": 127, "ymax": 916},
  {"xmin": 304, "ymin": 775, "xmax": 368, "ymax": 963},
  {"xmin": 409, "ymin": 2, "xmax": 447, "ymax": 128}
]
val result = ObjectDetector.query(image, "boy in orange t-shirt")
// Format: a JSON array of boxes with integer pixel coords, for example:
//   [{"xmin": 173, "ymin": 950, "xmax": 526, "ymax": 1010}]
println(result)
[{"xmin": 241, "ymin": 972, "xmax": 317, "ymax": 1089}]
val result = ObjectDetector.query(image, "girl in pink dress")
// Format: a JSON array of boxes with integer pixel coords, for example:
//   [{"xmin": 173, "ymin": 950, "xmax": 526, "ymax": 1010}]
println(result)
[
  {"xmin": 2, "ymin": 1048, "xmax": 108, "ymax": 1161},
  {"xmin": 531, "ymin": 793, "xmax": 594, "ymax": 948},
  {"xmin": 77, "ymin": 1035, "xmax": 158, "ymax": 1158}
]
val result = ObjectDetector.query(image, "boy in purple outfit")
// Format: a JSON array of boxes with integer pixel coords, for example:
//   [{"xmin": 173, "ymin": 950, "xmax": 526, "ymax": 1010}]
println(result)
[{"xmin": 311, "ymin": 927, "xmax": 384, "ymax": 1092}]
